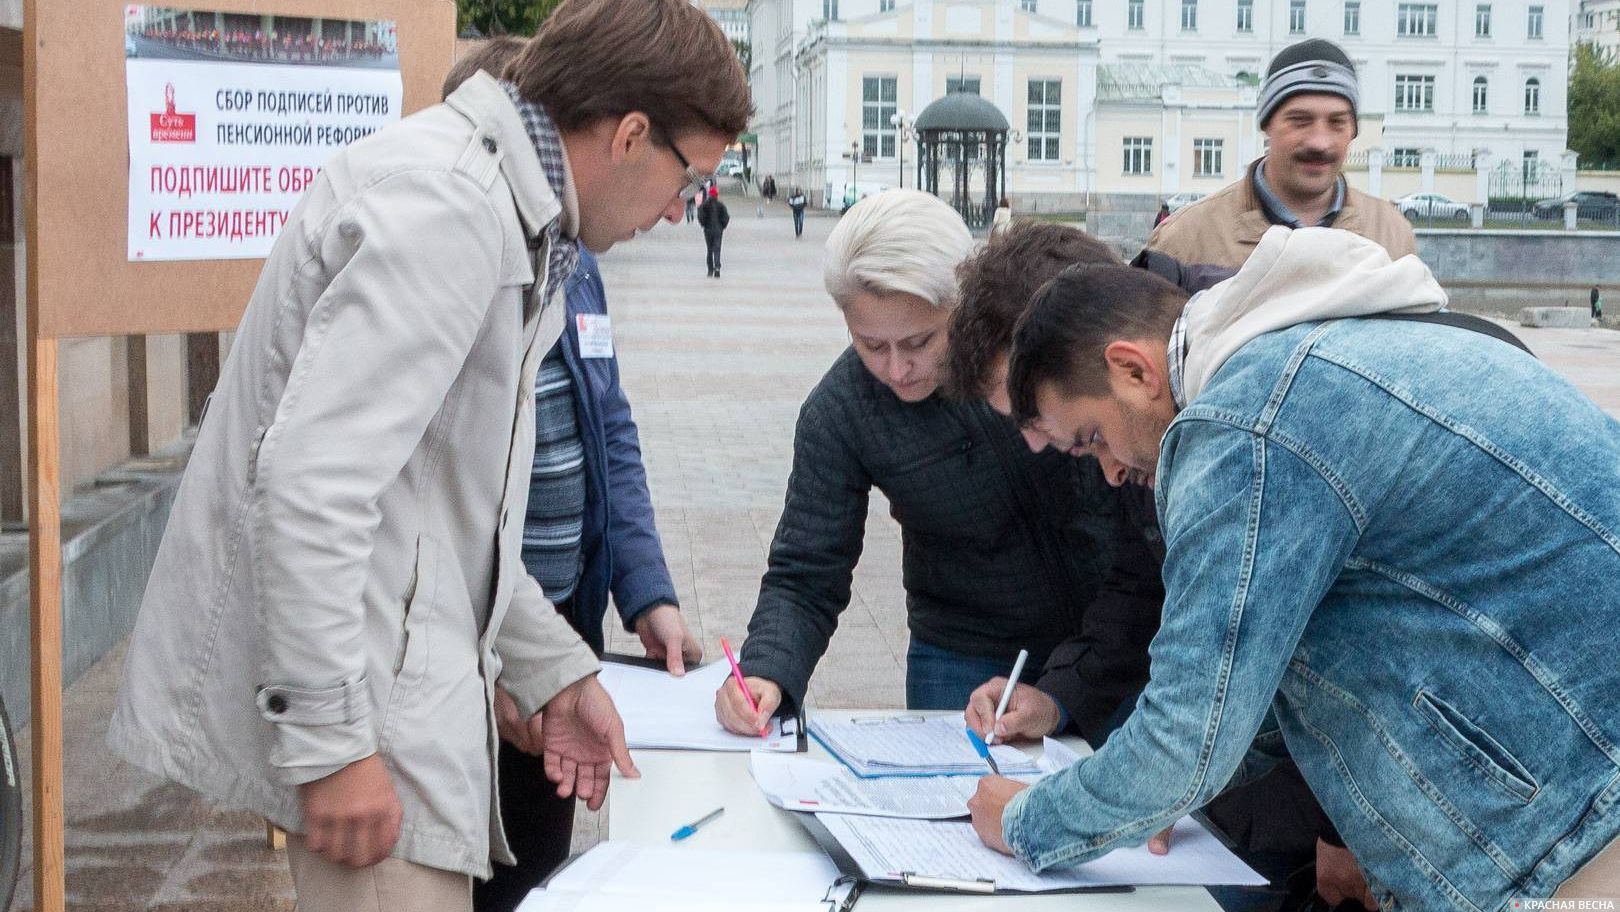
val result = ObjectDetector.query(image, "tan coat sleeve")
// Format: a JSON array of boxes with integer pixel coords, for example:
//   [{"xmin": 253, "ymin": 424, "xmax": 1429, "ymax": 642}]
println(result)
[{"xmin": 495, "ymin": 571, "xmax": 603, "ymax": 719}]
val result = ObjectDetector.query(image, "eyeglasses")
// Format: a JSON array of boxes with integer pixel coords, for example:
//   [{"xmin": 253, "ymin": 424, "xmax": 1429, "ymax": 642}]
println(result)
[{"xmin": 653, "ymin": 121, "xmax": 708, "ymax": 201}]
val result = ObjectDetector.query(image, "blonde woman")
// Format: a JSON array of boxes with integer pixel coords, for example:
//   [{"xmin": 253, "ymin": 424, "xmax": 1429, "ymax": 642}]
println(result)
[{"xmin": 715, "ymin": 190, "xmax": 1156, "ymax": 734}]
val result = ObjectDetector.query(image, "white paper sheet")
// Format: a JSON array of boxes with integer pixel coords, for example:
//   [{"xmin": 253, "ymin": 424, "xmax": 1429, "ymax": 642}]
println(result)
[
  {"xmin": 517, "ymin": 893, "xmax": 830, "ymax": 912},
  {"xmin": 750, "ymin": 752, "xmax": 985, "ymax": 818},
  {"xmin": 808, "ymin": 714, "xmax": 1039, "ymax": 777},
  {"xmin": 596, "ymin": 660, "xmax": 798, "ymax": 752},
  {"xmin": 516, "ymin": 841, "xmax": 843, "ymax": 912},
  {"xmin": 813, "ymin": 814, "xmax": 1267, "ymax": 891}
]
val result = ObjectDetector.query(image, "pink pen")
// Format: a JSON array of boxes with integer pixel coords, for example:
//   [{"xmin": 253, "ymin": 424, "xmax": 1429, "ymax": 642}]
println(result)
[{"xmin": 720, "ymin": 637, "xmax": 767, "ymax": 736}]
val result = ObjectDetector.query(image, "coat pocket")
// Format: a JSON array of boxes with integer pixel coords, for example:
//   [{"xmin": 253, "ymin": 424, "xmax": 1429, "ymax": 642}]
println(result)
[
  {"xmin": 1414, "ymin": 689, "xmax": 1539, "ymax": 803},
  {"xmin": 393, "ymin": 535, "xmax": 439, "ymax": 683}
]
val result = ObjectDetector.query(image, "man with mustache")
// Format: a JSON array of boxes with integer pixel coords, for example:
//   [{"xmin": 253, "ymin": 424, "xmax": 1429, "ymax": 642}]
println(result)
[{"xmin": 1147, "ymin": 39, "xmax": 1413, "ymax": 268}]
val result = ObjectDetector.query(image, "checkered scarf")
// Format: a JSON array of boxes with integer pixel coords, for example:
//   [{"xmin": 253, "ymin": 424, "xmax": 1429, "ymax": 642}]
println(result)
[{"xmin": 501, "ymin": 81, "xmax": 580, "ymax": 289}]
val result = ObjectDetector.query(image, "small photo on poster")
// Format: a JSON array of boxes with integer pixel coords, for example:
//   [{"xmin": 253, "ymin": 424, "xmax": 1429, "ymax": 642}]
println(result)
[{"xmin": 125, "ymin": 6, "xmax": 399, "ymax": 69}]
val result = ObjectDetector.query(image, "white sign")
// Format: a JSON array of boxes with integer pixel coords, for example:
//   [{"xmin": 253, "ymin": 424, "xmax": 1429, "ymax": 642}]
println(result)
[{"xmin": 124, "ymin": 7, "xmax": 403, "ymax": 261}]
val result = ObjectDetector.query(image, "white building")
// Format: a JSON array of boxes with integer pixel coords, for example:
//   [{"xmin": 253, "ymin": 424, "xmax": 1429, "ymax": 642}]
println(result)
[
  {"xmin": 699, "ymin": 0, "xmax": 753, "ymax": 47},
  {"xmin": 1575, "ymin": 0, "xmax": 1620, "ymax": 60},
  {"xmin": 747, "ymin": 0, "xmax": 1570, "ymax": 208}
]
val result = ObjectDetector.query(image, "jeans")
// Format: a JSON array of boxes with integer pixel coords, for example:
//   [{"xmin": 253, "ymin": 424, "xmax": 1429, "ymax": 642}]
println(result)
[
  {"xmin": 792, "ymin": 209, "xmax": 804, "ymax": 237},
  {"xmin": 905, "ymin": 638, "xmax": 1021, "ymax": 711}
]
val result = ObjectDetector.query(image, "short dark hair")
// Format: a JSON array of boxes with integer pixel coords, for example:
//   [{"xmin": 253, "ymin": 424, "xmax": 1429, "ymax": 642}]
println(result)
[
  {"xmin": 441, "ymin": 36, "xmax": 526, "ymax": 101},
  {"xmin": 509, "ymin": 0, "xmax": 754, "ymax": 141},
  {"xmin": 943, "ymin": 221, "xmax": 1120, "ymax": 401},
  {"xmin": 1007, "ymin": 264, "xmax": 1188, "ymax": 424}
]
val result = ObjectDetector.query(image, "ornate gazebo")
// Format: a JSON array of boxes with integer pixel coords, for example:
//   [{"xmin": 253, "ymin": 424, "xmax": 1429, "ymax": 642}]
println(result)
[{"xmin": 913, "ymin": 92, "xmax": 1010, "ymax": 229}]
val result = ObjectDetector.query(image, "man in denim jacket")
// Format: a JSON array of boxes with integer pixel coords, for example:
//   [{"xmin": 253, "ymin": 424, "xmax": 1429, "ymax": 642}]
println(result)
[{"xmin": 970, "ymin": 226, "xmax": 1620, "ymax": 908}]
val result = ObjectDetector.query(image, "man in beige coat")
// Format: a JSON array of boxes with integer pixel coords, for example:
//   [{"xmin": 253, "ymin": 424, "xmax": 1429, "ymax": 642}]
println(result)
[
  {"xmin": 1148, "ymin": 39, "xmax": 1414, "ymax": 270},
  {"xmin": 106, "ymin": 2, "xmax": 752, "ymax": 910}
]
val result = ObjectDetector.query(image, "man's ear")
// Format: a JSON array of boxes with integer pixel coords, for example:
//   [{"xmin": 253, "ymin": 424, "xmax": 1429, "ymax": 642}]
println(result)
[
  {"xmin": 610, "ymin": 112, "xmax": 654, "ymax": 164},
  {"xmin": 1103, "ymin": 340, "xmax": 1164, "ymax": 401}
]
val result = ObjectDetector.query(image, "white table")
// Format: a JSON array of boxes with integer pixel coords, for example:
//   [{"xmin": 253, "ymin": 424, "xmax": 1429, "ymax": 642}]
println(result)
[{"xmin": 607, "ymin": 709, "xmax": 1222, "ymax": 910}]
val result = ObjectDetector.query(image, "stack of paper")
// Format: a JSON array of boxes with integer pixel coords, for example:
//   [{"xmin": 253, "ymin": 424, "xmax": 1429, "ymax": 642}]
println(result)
[
  {"xmin": 517, "ymin": 841, "xmax": 848, "ymax": 912},
  {"xmin": 596, "ymin": 660, "xmax": 799, "ymax": 752},
  {"xmin": 808, "ymin": 714, "xmax": 1039, "ymax": 777},
  {"xmin": 812, "ymin": 814, "xmax": 1268, "ymax": 892}
]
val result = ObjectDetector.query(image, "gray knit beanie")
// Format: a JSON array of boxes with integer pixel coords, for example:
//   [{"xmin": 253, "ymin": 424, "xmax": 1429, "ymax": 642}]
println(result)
[{"xmin": 1257, "ymin": 39, "xmax": 1359, "ymax": 132}]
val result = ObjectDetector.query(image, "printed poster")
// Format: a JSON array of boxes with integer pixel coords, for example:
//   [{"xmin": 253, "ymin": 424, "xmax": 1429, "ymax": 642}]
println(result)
[{"xmin": 124, "ymin": 5, "xmax": 403, "ymax": 260}]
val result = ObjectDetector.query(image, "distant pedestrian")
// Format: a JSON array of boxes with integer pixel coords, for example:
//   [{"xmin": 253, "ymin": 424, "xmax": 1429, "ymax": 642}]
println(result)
[
  {"xmin": 1594, "ymin": 285, "xmax": 1605, "ymax": 321},
  {"xmin": 685, "ymin": 192, "xmax": 697, "ymax": 223},
  {"xmin": 763, "ymin": 174, "xmax": 777, "ymax": 202},
  {"xmin": 1155, "ymin": 201, "xmax": 1171, "ymax": 227},
  {"xmin": 991, "ymin": 197, "xmax": 1012, "ymax": 236},
  {"xmin": 699, "ymin": 184, "xmax": 730, "ymax": 277},
  {"xmin": 788, "ymin": 187, "xmax": 807, "ymax": 238}
]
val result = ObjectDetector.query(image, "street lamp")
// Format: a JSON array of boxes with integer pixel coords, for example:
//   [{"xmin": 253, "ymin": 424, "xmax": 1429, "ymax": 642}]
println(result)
[
  {"xmin": 890, "ymin": 109, "xmax": 916, "ymax": 189},
  {"xmin": 850, "ymin": 139, "xmax": 861, "ymax": 207}
]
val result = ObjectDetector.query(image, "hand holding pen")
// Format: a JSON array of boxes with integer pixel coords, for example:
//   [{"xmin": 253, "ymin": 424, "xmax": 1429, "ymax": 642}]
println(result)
[{"xmin": 714, "ymin": 637, "xmax": 782, "ymax": 737}]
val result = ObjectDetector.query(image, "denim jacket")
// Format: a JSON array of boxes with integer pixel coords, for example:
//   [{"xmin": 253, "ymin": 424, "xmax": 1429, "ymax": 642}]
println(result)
[{"xmin": 1004, "ymin": 316, "xmax": 1620, "ymax": 910}]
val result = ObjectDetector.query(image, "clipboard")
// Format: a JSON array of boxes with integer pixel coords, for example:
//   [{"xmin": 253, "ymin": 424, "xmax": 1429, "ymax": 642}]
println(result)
[
  {"xmin": 600, "ymin": 652, "xmax": 808, "ymax": 752},
  {"xmin": 791, "ymin": 812, "xmax": 1134, "ymax": 898}
]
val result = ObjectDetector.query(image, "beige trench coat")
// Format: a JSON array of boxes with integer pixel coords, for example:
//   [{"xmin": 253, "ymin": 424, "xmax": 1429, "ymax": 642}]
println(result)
[
  {"xmin": 1147, "ymin": 157, "xmax": 1417, "ymax": 270},
  {"xmin": 107, "ymin": 72, "xmax": 598, "ymax": 878}
]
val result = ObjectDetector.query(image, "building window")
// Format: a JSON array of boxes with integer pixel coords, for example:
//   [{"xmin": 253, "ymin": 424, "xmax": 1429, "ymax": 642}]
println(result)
[
  {"xmin": 1524, "ymin": 77, "xmax": 1541, "ymax": 114},
  {"xmin": 946, "ymin": 75, "xmax": 981, "ymax": 95},
  {"xmin": 1028, "ymin": 79, "xmax": 1062, "ymax": 161},
  {"xmin": 1127, "ymin": 136, "xmax": 1153, "ymax": 174},
  {"xmin": 1020, "ymin": 0, "xmax": 1037, "ymax": 12},
  {"xmin": 879, "ymin": 0, "xmax": 894, "ymax": 10},
  {"xmin": 1077, "ymin": 0, "xmax": 1093, "ymax": 27},
  {"xmin": 1394, "ymin": 74, "xmax": 1435, "ymax": 111},
  {"xmin": 1236, "ymin": 0, "xmax": 1253, "ymax": 31},
  {"xmin": 1475, "ymin": 4, "xmax": 1491, "ymax": 37},
  {"xmin": 1290, "ymin": 0, "xmax": 1307, "ymax": 33},
  {"xmin": 1527, "ymin": 5, "xmax": 1543, "ymax": 38},
  {"xmin": 822, "ymin": 0, "xmax": 838, "ymax": 20},
  {"xmin": 1472, "ymin": 75, "xmax": 1489, "ymax": 113},
  {"xmin": 1344, "ymin": 0, "xmax": 1360, "ymax": 35},
  {"xmin": 1193, "ymin": 138, "xmax": 1224, "ymax": 177},
  {"xmin": 1181, "ymin": 0, "xmax": 1198, "ymax": 30},
  {"xmin": 1397, "ymin": 3, "xmax": 1438, "ymax": 36},
  {"xmin": 1128, "ymin": 0, "xmax": 1145, "ymax": 30},
  {"xmin": 1523, "ymin": 149, "xmax": 1540, "ymax": 180},
  {"xmin": 862, "ymin": 76, "xmax": 897, "ymax": 158},
  {"xmin": 1123, "ymin": 137, "xmax": 1153, "ymax": 175},
  {"xmin": 1391, "ymin": 147, "xmax": 1422, "ymax": 168}
]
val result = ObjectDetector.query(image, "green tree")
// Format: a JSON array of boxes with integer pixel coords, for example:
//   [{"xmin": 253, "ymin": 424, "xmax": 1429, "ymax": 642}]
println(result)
[
  {"xmin": 1569, "ymin": 43, "xmax": 1620, "ymax": 169},
  {"xmin": 455, "ymin": 0, "xmax": 563, "ymax": 37},
  {"xmin": 731, "ymin": 38, "xmax": 752, "ymax": 71}
]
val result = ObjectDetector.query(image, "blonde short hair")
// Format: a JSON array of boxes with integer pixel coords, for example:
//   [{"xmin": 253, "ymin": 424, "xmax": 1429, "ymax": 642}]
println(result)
[{"xmin": 823, "ymin": 189, "xmax": 973, "ymax": 311}]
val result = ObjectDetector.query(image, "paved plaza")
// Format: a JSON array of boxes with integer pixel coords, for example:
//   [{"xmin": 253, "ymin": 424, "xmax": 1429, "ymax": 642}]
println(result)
[{"xmin": 10, "ymin": 203, "xmax": 1620, "ymax": 909}]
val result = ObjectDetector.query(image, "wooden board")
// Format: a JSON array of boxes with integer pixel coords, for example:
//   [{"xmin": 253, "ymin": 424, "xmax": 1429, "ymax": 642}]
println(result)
[{"xmin": 31, "ymin": 0, "xmax": 455, "ymax": 339}]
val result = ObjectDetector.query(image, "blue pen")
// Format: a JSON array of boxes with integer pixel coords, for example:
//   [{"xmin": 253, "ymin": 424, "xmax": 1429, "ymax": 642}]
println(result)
[
  {"xmin": 964, "ymin": 727, "xmax": 1001, "ymax": 776},
  {"xmin": 670, "ymin": 806, "xmax": 725, "ymax": 841}
]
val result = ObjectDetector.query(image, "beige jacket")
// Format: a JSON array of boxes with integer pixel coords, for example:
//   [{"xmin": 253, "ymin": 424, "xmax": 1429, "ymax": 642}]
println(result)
[
  {"xmin": 106, "ymin": 72, "xmax": 599, "ymax": 878},
  {"xmin": 1147, "ymin": 158, "xmax": 1416, "ymax": 270}
]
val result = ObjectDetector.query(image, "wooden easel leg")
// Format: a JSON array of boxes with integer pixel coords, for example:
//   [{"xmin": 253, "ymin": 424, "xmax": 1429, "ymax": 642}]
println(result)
[{"xmin": 27, "ymin": 336, "xmax": 63, "ymax": 912}]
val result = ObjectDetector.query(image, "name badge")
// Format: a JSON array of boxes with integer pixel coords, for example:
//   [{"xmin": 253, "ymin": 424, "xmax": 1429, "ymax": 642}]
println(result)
[{"xmin": 576, "ymin": 313, "xmax": 614, "ymax": 359}]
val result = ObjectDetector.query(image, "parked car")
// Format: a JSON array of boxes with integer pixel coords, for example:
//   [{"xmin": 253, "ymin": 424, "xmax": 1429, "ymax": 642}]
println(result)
[
  {"xmin": 1394, "ymin": 192, "xmax": 1470, "ymax": 222},
  {"xmin": 1531, "ymin": 191, "xmax": 1620, "ymax": 221},
  {"xmin": 1165, "ymin": 191, "xmax": 1206, "ymax": 213},
  {"xmin": 714, "ymin": 158, "xmax": 745, "ymax": 178}
]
